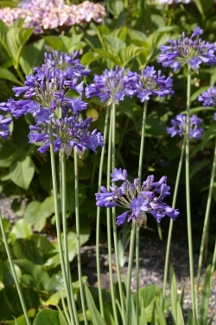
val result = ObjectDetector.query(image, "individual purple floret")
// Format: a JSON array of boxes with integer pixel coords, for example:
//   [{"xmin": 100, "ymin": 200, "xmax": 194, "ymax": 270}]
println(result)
[
  {"xmin": 29, "ymin": 116, "xmax": 104, "ymax": 158},
  {"xmin": 95, "ymin": 168, "xmax": 179, "ymax": 227},
  {"xmin": 158, "ymin": 26, "xmax": 216, "ymax": 73},
  {"xmin": 0, "ymin": 115, "xmax": 12, "ymax": 139},
  {"xmin": 167, "ymin": 114, "xmax": 204, "ymax": 139},
  {"xmin": 132, "ymin": 66, "xmax": 174, "ymax": 102},
  {"xmin": 85, "ymin": 66, "xmax": 136, "ymax": 105},
  {"xmin": 8, "ymin": 51, "xmax": 89, "ymax": 123}
]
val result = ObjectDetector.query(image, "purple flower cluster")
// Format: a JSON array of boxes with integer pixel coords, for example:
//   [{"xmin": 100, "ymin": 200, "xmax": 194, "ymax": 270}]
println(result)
[
  {"xmin": 132, "ymin": 66, "xmax": 174, "ymax": 102},
  {"xmin": 85, "ymin": 66, "xmax": 136, "ymax": 105},
  {"xmin": 167, "ymin": 114, "xmax": 204, "ymax": 139},
  {"xmin": 0, "ymin": 0, "xmax": 106, "ymax": 34},
  {"xmin": 158, "ymin": 27, "xmax": 216, "ymax": 73},
  {"xmin": 198, "ymin": 85, "xmax": 216, "ymax": 121},
  {"xmin": 96, "ymin": 168, "xmax": 179, "ymax": 227},
  {"xmin": 198, "ymin": 86, "xmax": 216, "ymax": 107},
  {"xmin": 29, "ymin": 116, "xmax": 104, "ymax": 158},
  {"xmin": 3, "ymin": 51, "xmax": 104, "ymax": 156},
  {"xmin": 10, "ymin": 51, "xmax": 90, "ymax": 123}
]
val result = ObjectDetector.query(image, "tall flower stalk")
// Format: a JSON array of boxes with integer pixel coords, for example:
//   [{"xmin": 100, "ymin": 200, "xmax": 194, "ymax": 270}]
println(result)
[
  {"xmin": 95, "ymin": 107, "xmax": 109, "ymax": 318},
  {"xmin": 132, "ymin": 66, "xmax": 174, "ymax": 323},
  {"xmin": 86, "ymin": 66, "xmax": 135, "ymax": 322},
  {"xmin": 158, "ymin": 26, "xmax": 216, "ymax": 319}
]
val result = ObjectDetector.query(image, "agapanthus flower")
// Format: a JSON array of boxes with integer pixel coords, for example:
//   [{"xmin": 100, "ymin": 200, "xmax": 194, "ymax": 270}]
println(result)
[
  {"xmin": 167, "ymin": 114, "xmax": 204, "ymax": 139},
  {"xmin": 132, "ymin": 66, "xmax": 174, "ymax": 102},
  {"xmin": 8, "ymin": 51, "xmax": 89, "ymax": 123},
  {"xmin": 29, "ymin": 116, "xmax": 104, "ymax": 157},
  {"xmin": 158, "ymin": 26, "xmax": 216, "ymax": 73},
  {"xmin": 85, "ymin": 66, "xmax": 136, "ymax": 105},
  {"xmin": 198, "ymin": 85, "xmax": 216, "ymax": 107},
  {"xmin": 95, "ymin": 168, "xmax": 179, "ymax": 227},
  {"xmin": 0, "ymin": 115, "xmax": 12, "ymax": 139}
]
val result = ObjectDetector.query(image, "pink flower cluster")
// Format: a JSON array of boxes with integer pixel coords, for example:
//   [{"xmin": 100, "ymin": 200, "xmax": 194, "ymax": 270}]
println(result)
[{"xmin": 0, "ymin": 0, "xmax": 106, "ymax": 34}]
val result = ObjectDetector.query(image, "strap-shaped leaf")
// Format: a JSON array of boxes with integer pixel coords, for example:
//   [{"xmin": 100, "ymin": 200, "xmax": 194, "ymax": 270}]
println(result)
[{"xmin": 84, "ymin": 285, "xmax": 107, "ymax": 325}]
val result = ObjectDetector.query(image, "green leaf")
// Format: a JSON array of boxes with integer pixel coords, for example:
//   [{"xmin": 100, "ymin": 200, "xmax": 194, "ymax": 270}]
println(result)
[
  {"xmin": 10, "ymin": 156, "xmax": 35, "ymax": 190},
  {"xmin": 33, "ymin": 309, "xmax": 61, "ymax": 325},
  {"xmin": 13, "ymin": 238, "xmax": 43, "ymax": 264},
  {"xmin": 0, "ymin": 261, "xmax": 21, "ymax": 286},
  {"xmin": 24, "ymin": 196, "xmax": 54, "ymax": 231},
  {"xmin": 81, "ymin": 52, "xmax": 101, "ymax": 65},
  {"xmin": 84, "ymin": 285, "xmax": 107, "ymax": 325},
  {"xmin": 0, "ymin": 286, "xmax": 39, "ymax": 320},
  {"xmin": 19, "ymin": 39, "xmax": 45, "ymax": 75},
  {"xmin": 6, "ymin": 27, "xmax": 33, "ymax": 68},
  {"xmin": 9, "ymin": 219, "xmax": 32, "ymax": 241},
  {"xmin": 119, "ymin": 44, "xmax": 142, "ymax": 66},
  {"xmin": 170, "ymin": 265, "xmax": 177, "ymax": 324},
  {"xmin": 154, "ymin": 302, "xmax": 167, "ymax": 325},
  {"xmin": 103, "ymin": 35, "xmax": 126, "ymax": 52},
  {"xmin": 44, "ymin": 36, "xmax": 68, "ymax": 52},
  {"xmin": 176, "ymin": 301, "xmax": 185, "ymax": 325},
  {"xmin": 0, "ymin": 20, "xmax": 10, "ymax": 56},
  {"xmin": 0, "ymin": 67, "xmax": 23, "ymax": 84},
  {"xmin": 13, "ymin": 259, "xmax": 50, "ymax": 290},
  {"xmin": 199, "ymin": 265, "xmax": 212, "ymax": 325}
]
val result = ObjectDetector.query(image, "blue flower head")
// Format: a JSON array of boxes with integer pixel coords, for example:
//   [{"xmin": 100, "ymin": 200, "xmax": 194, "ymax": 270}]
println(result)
[
  {"xmin": 132, "ymin": 66, "xmax": 174, "ymax": 102},
  {"xmin": 95, "ymin": 168, "xmax": 179, "ymax": 228},
  {"xmin": 158, "ymin": 27, "xmax": 216, "ymax": 73},
  {"xmin": 167, "ymin": 114, "xmax": 204, "ymax": 139},
  {"xmin": 9, "ymin": 51, "xmax": 90, "ymax": 123},
  {"xmin": 85, "ymin": 66, "xmax": 136, "ymax": 105},
  {"xmin": 29, "ymin": 116, "xmax": 104, "ymax": 157}
]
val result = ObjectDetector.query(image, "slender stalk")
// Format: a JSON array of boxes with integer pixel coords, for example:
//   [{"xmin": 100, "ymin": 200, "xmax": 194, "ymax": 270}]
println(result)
[
  {"xmin": 96, "ymin": 107, "xmax": 109, "ymax": 318},
  {"xmin": 185, "ymin": 65, "xmax": 196, "ymax": 319},
  {"xmin": 111, "ymin": 102, "xmax": 125, "ymax": 320},
  {"xmin": 0, "ymin": 212, "xmax": 32, "ymax": 325},
  {"xmin": 61, "ymin": 153, "xmax": 70, "ymax": 283},
  {"xmin": 125, "ymin": 221, "xmax": 136, "ymax": 325},
  {"xmin": 196, "ymin": 138, "xmax": 216, "ymax": 297},
  {"xmin": 107, "ymin": 108, "xmax": 119, "ymax": 324},
  {"xmin": 136, "ymin": 100, "xmax": 148, "ymax": 324},
  {"xmin": 48, "ymin": 122, "xmax": 77, "ymax": 325},
  {"xmin": 74, "ymin": 149, "xmax": 88, "ymax": 325},
  {"xmin": 162, "ymin": 138, "xmax": 185, "ymax": 300}
]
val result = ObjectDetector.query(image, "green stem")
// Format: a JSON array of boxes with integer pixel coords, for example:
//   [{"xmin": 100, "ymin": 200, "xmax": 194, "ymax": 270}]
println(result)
[
  {"xmin": 196, "ymin": 138, "xmax": 216, "ymax": 299},
  {"xmin": 48, "ymin": 122, "xmax": 77, "ymax": 324},
  {"xmin": 125, "ymin": 221, "xmax": 136, "ymax": 325},
  {"xmin": 0, "ymin": 212, "xmax": 32, "ymax": 325},
  {"xmin": 96, "ymin": 107, "xmax": 109, "ymax": 318},
  {"xmin": 111, "ymin": 102, "xmax": 125, "ymax": 320},
  {"xmin": 74, "ymin": 149, "xmax": 88, "ymax": 325},
  {"xmin": 185, "ymin": 65, "xmax": 196, "ymax": 319},
  {"xmin": 136, "ymin": 100, "xmax": 148, "ymax": 324},
  {"xmin": 162, "ymin": 138, "xmax": 185, "ymax": 300},
  {"xmin": 61, "ymin": 154, "xmax": 70, "ymax": 282},
  {"xmin": 107, "ymin": 108, "xmax": 119, "ymax": 324}
]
